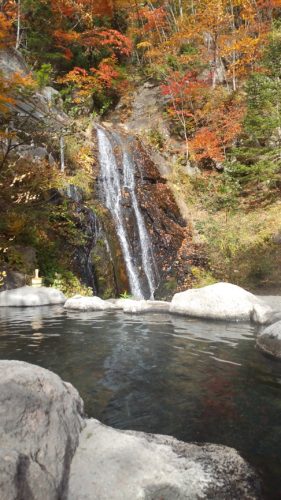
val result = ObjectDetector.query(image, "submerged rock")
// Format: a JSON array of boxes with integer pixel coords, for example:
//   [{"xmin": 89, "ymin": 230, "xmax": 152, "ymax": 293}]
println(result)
[
  {"xmin": 68, "ymin": 419, "xmax": 260, "ymax": 500},
  {"xmin": 0, "ymin": 360, "xmax": 84, "ymax": 499},
  {"xmin": 0, "ymin": 286, "xmax": 66, "ymax": 307},
  {"xmin": 64, "ymin": 295, "xmax": 118, "ymax": 311},
  {"xmin": 122, "ymin": 299, "xmax": 170, "ymax": 314},
  {"xmin": 106, "ymin": 298, "xmax": 131, "ymax": 309},
  {"xmin": 65, "ymin": 296, "xmax": 170, "ymax": 313},
  {"xmin": 257, "ymin": 320, "xmax": 281, "ymax": 359},
  {"xmin": 170, "ymin": 282, "xmax": 273, "ymax": 324}
]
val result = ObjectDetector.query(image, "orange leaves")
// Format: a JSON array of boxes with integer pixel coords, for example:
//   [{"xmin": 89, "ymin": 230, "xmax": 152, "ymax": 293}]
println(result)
[
  {"xmin": 39, "ymin": 1, "xmax": 132, "ymax": 64},
  {"xmin": 138, "ymin": 6, "xmax": 167, "ymax": 33},
  {"xmin": 257, "ymin": 0, "xmax": 281, "ymax": 9},
  {"xmin": 50, "ymin": 0, "xmax": 113, "ymax": 22},
  {"xmin": 0, "ymin": 11, "xmax": 13, "ymax": 49},
  {"xmin": 191, "ymin": 91, "xmax": 246, "ymax": 163},
  {"xmin": 53, "ymin": 30, "xmax": 80, "ymax": 45},
  {"xmin": 94, "ymin": 57, "xmax": 120, "ymax": 87},
  {"xmin": 190, "ymin": 128, "xmax": 224, "ymax": 162}
]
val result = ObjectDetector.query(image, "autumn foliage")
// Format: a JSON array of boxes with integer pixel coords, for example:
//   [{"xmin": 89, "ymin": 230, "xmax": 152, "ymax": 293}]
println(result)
[{"xmin": 1, "ymin": 0, "xmax": 281, "ymax": 166}]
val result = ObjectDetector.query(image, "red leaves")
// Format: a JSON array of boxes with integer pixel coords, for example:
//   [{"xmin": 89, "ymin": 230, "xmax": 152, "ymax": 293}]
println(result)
[
  {"xmin": 53, "ymin": 27, "xmax": 131, "ymax": 60},
  {"xmin": 81, "ymin": 29, "xmax": 132, "ymax": 56},
  {"xmin": 94, "ymin": 58, "xmax": 120, "ymax": 87},
  {"xmin": 161, "ymin": 70, "xmax": 245, "ymax": 164},
  {"xmin": 161, "ymin": 71, "xmax": 208, "ymax": 103}
]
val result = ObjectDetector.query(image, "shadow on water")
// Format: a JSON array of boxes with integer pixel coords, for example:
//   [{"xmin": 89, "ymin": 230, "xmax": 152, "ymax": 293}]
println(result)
[{"xmin": 0, "ymin": 305, "xmax": 281, "ymax": 499}]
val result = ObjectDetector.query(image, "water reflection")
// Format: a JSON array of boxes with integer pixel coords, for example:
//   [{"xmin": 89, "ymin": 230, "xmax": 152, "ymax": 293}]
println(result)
[{"xmin": 0, "ymin": 306, "xmax": 281, "ymax": 498}]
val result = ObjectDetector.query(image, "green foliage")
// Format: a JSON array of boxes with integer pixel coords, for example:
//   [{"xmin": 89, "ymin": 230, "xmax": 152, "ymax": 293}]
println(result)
[
  {"xmin": 194, "ymin": 203, "xmax": 281, "ymax": 288},
  {"xmin": 4, "ymin": 248, "xmax": 25, "ymax": 271},
  {"xmin": 191, "ymin": 266, "xmax": 216, "ymax": 288},
  {"xmin": 35, "ymin": 63, "xmax": 53, "ymax": 88},
  {"xmin": 244, "ymin": 73, "xmax": 281, "ymax": 142},
  {"xmin": 119, "ymin": 291, "xmax": 132, "ymax": 299},
  {"xmin": 146, "ymin": 128, "xmax": 165, "ymax": 149},
  {"xmin": 52, "ymin": 271, "xmax": 93, "ymax": 298},
  {"xmin": 263, "ymin": 20, "xmax": 281, "ymax": 78},
  {"xmin": 227, "ymin": 23, "xmax": 281, "ymax": 195}
]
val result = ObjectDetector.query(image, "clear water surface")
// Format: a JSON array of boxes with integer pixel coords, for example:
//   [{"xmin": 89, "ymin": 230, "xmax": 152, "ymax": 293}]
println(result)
[{"xmin": 0, "ymin": 305, "xmax": 281, "ymax": 499}]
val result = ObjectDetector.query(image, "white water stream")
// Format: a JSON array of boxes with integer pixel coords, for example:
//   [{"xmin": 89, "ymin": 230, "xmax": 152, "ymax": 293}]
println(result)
[{"xmin": 97, "ymin": 126, "xmax": 157, "ymax": 299}]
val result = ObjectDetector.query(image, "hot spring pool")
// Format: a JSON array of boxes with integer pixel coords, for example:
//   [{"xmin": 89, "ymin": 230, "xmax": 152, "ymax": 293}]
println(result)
[{"xmin": 0, "ymin": 305, "xmax": 281, "ymax": 499}]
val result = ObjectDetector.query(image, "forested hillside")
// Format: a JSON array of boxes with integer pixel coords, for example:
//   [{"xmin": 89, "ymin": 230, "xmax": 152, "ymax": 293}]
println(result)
[{"xmin": 1, "ymin": 0, "xmax": 281, "ymax": 294}]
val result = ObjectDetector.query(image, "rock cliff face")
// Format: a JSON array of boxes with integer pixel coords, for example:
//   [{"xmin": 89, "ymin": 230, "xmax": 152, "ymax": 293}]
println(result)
[{"xmin": 133, "ymin": 139, "xmax": 191, "ymax": 298}]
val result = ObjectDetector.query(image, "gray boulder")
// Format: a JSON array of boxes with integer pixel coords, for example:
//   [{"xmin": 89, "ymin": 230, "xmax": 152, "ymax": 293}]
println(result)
[
  {"xmin": 0, "ymin": 286, "xmax": 66, "ymax": 307},
  {"xmin": 257, "ymin": 320, "xmax": 281, "ymax": 359},
  {"xmin": 68, "ymin": 419, "xmax": 260, "ymax": 500},
  {"xmin": 0, "ymin": 361, "xmax": 84, "ymax": 500},
  {"xmin": 170, "ymin": 282, "xmax": 273, "ymax": 324},
  {"xmin": 0, "ymin": 48, "xmax": 29, "ymax": 76}
]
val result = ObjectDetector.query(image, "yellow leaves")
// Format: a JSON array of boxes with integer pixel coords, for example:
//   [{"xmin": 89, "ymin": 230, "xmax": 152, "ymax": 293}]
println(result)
[
  {"xmin": 145, "ymin": 47, "xmax": 163, "ymax": 61},
  {"xmin": 136, "ymin": 41, "xmax": 152, "ymax": 50},
  {"xmin": 5, "ymin": 213, "xmax": 28, "ymax": 236},
  {"xmin": 74, "ymin": 145, "xmax": 93, "ymax": 173}
]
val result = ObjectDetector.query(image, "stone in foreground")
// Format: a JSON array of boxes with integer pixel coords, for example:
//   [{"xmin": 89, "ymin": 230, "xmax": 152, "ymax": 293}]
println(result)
[
  {"xmin": 170, "ymin": 282, "xmax": 273, "ymax": 324},
  {"xmin": 0, "ymin": 360, "xmax": 84, "ymax": 499},
  {"xmin": 0, "ymin": 286, "xmax": 66, "ymax": 307},
  {"xmin": 257, "ymin": 320, "xmax": 281, "ymax": 359},
  {"xmin": 68, "ymin": 419, "xmax": 260, "ymax": 500}
]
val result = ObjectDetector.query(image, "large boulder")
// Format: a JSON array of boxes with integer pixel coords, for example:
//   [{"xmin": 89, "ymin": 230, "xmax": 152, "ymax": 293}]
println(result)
[
  {"xmin": 0, "ymin": 286, "xmax": 66, "ymax": 307},
  {"xmin": 256, "ymin": 320, "xmax": 281, "ymax": 359},
  {"xmin": 170, "ymin": 282, "xmax": 273, "ymax": 324},
  {"xmin": 68, "ymin": 419, "xmax": 260, "ymax": 500},
  {"xmin": 0, "ymin": 361, "xmax": 84, "ymax": 500}
]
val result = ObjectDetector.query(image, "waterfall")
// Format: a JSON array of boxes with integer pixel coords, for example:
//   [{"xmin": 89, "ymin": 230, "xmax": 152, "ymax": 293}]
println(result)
[
  {"xmin": 96, "ymin": 126, "xmax": 157, "ymax": 299},
  {"xmin": 97, "ymin": 127, "xmax": 143, "ymax": 298}
]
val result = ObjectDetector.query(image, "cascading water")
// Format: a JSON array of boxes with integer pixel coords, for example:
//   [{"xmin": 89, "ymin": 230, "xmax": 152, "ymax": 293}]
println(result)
[
  {"xmin": 96, "ymin": 126, "xmax": 157, "ymax": 299},
  {"xmin": 97, "ymin": 127, "xmax": 143, "ymax": 298}
]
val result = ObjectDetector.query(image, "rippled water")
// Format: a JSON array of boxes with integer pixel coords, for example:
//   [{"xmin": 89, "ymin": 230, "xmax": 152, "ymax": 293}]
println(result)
[{"xmin": 0, "ymin": 306, "xmax": 281, "ymax": 499}]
